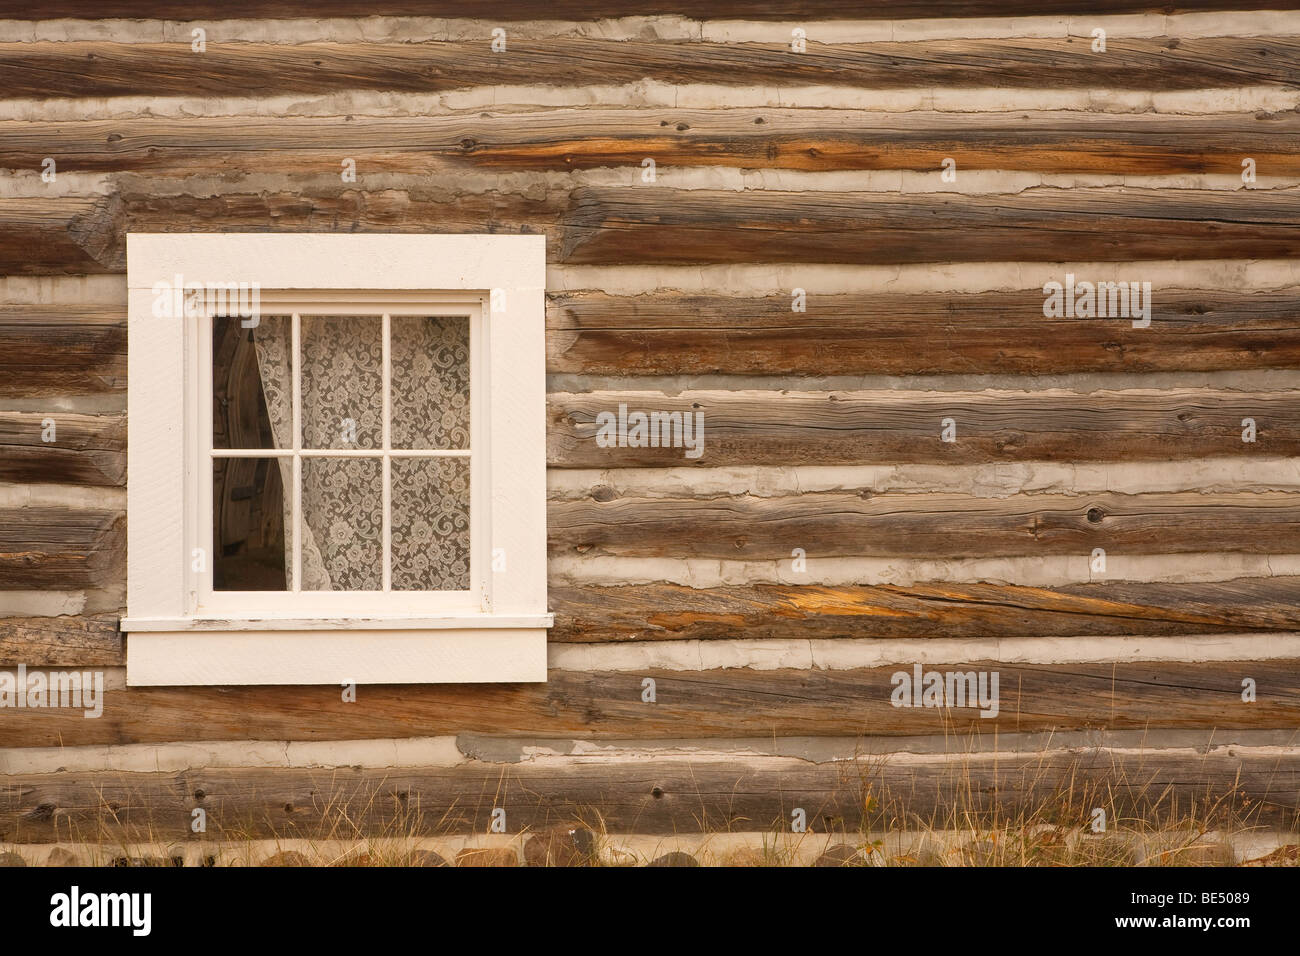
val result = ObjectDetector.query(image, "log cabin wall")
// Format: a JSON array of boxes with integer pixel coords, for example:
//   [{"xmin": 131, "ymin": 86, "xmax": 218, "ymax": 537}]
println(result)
[{"xmin": 1, "ymin": 1, "xmax": 1300, "ymax": 846}]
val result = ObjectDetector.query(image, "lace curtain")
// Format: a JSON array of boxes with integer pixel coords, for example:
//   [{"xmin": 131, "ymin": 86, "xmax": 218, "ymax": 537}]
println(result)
[{"xmin": 252, "ymin": 314, "xmax": 471, "ymax": 591}]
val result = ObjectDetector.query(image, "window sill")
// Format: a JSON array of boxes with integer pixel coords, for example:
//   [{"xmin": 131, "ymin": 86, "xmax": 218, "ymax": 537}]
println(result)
[{"xmin": 124, "ymin": 620, "xmax": 550, "ymax": 686}]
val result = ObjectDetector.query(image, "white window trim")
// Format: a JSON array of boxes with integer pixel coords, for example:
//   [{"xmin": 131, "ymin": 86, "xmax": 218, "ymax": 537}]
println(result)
[{"xmin": 123, "ymin": 234, "xmax": 551, "ymax": 686}]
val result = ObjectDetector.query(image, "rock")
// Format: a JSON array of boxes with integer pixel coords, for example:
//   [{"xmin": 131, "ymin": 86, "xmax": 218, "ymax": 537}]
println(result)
[
  {"xmin": 1243, "ymin": 844, "xmax": 1300, "ymax": 867},
  {"xmin": 455, "ymin": 847, "xmax": 518, "ymax": 867},
  {"xmin": 523, "ymin": 826, "xmax": 598, "ymax": 867},
  {"xmin": 260, "ymin": 850, "xmax": 310, "ymax": 867},
  {"xmin": 648, "ymin": 851, "xmax": 699, "ymax": 867},
  {"xmin": 408, "ymin": 849, "xmax": 450, "ymax": 867},
  {"xmin": 813, "ymin": 844, "xmax": 865, "ymax": 867},
  {"xmin": 110, "ymin": 856, "xmax": 178, "ymax": 867},
  {"xmin": 0, "ymin": 851, "xmax": 26, "ymax": 867},
  {"xmin": 722, "ymin": 847, "xmax": 772, "ymax": 867}
]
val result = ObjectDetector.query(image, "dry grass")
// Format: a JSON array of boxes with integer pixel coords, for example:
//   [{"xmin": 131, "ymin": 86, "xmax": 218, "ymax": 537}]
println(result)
[{"xmin": 5, "ymin": 746, "xmax": 1298, "ymax": 866}]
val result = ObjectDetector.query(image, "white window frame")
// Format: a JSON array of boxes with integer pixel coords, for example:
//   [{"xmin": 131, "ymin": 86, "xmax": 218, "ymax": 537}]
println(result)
[{"xmin": 123, "ymin": 234, "xmax": 551, "ymax": 686}]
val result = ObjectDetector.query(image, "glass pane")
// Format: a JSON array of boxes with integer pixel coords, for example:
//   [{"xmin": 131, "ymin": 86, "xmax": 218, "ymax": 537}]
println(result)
[
  {"xmin": 301, "ymin": 315, "xmax": 382, "ymax": 450},
  {"xmin": 301, "ymin": 457, "xmax": 383, "ymax": 591},
  {"xmin": 212, "ymin": 314, "xmax": 287, "ymax": 449},
  {"xmin": 212, "ymin": 457, "xmax": 288, "ymax": 590},
  {"xmin": 391, "ymin": 457, "xmax": 470, "ymax": 591},
  {"xmin": 391, "ymin": 315, "xmax": 470, "ymax": 450}
]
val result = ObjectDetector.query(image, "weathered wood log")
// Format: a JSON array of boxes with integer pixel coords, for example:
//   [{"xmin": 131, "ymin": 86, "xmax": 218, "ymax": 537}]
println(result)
[
  {"xmin": 0, "ymin": 198, "xmax": 121, "ymax": 275},
  {"xmin": 0, "ymin": 489, "xmax": 1292, "ymax": 590},
  {"xmin": 560, "ymin": 187, "xmax": 1300, "ymax": 265},
  {"xmin": 3, "ymin": 660, "xmax": 1297, "ymax": 748},
  {"xmin": 0, "ymin": 1, "xmax": 1284, "ymax": 20},
  {"xmin": 6, "ymin": 110, "xmax": 1299, "ymax": 177},
  {"xmin": 548, "ymin": 578, "xmax": 1300, "ymax": 642},
  {"xmin": 0, "ymin": 508, "xmax": 123, "ymax": 590},
  {"xmin": 0, "ymin": 192, "xmax": 557, "ymax": 276},
  {"xmin": 548, "ymin": 291, "xmax": 1300, "ymax": 376},
  {"xmin": 549, "ymin": 390, "xmax": 1300, "ymax": 467},
  {"xmin": 2, "ymin": 747, "xmax": 1296, "ymax": 842},
  {"xmin": 1, "ymin": 575, "xmax": 1295, "ymax": 667},
  {"xmin": 9, "ymin": 187, "xmax": 1300, "ymax": 276},
  {"xmin": 1, "ymin": 38, "xmax": 1297, "ymax": 99},
  {"xmin": 0, "ymin": 615, "xmax": 123, "ymax": 667},
  {"xmin": 549, "ymin": 491, "xmax": 1300, "ymax": 559},
  {"xmin": 0, "ymin": 306, "xmax": 126, "ymax": 396},
  {"xmin": 2, "ymin": 388, "xmax": 1288, "ymax": 477},
  {"xmin": 0, "ymin": 413, "xmax": 125, "ymax": 486}
]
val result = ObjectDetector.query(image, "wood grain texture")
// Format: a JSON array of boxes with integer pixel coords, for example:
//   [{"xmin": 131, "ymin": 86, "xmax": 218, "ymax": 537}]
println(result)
[
  {"xmin": 4, "ymin": 388, "xmax": 1288, "ymax": 476},
  {"xmin": 0, "ymin": 1, "xmax": 1287, "ymax": 20},
  {"xmin": 559, "ymin": 187, "xmax": 1300, "ymax": 265},
  {"xmin": 549, "ymin": 390, "xmax": 1299, "ymax": 467},
  {"xmin": 3, "ymin": 660, "xmax": 1296, "ymax": 748},
  {"xmin": 0, "ymin": 508, "xmax": 123, "ymax": 590},
  {"xmin": 548, "ymin": 578, "xmax": 1300, "ymax": 642},
  {"xmin": 0, "ymin": 614, "xmax": 123, "ymax": 667},
  {"xmin": 11, "ymin": 187, "xmax": 1300, "ymax": 276},
  {"xmin": 6, "ymin": 110, "xmax": 1299, "ymax": 176},
  {"xmin": 0, "ymin": 306, "xmax": 126, "ymax": 396},
  {"xmin": 0, "ymin": 197, "xmax": 121, "ymax": 275},
  {"xmin": 549, "ymin": 491, "xmax": 1300, "ymax": 559},
  {"xmin": 2, "ymin": 748, "xmax": 1295, "ymax": 842},
  {"xmin": 548, "ymin": 291, "xmax": 1300, "ymax": 376},
  {"xmin": 1, "ymin": 38, "xmax": 1298, "ymax": 99},
  {"xmin": 0, "ymin": 412, "xmax": 125, "ymax": 486}
]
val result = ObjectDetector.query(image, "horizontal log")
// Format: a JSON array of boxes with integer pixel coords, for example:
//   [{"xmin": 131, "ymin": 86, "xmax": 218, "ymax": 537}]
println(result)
[
  {"xmin": 0, "ymin": 508, "xmax": 123, "ymax": 590},
  {"xmin": 549, "ymin": 491, "xmax": 1300, "ymax": 559},
  {"xmin": 7, "ymin": 110, "xmax": 1300, "ymax": 177},
  {"xmin": 3, "ymin": 660, "xmax": 1297, "ymax": 748},
  {"xmin": 548, "ymin": 291, "xmax": 1300, "ymax": 376},
  {"xmin": 1, "ymin": 575, "xmax": 1294, "ymax": 667},
  {"xmin": 11, "ymin": 186, "xmax": 1300, "ymax": 276},
  {"xmin": 0, "ymin": 306, "xmax": 125, "ymax": 396},
  {"xmin": 0, "ymin": 614, "xmax": 123, "ymax": 667},
  {"xmin": 548, "ymin": 578, "xmax": 1300, "ymax": 642},
  {"xmin": 6, "ymin": 387, "xmax": 1291, "ymax": 477},
  {"xmin": 1, "ymin": 489, "xmax": 1292, "ymax": 588},
  {"xmin": 0, "ymin": 198, "xmax": 121, "ymax": 275},
  {"xmin": 0, "ymin": 412, "xmax": 125, "ymax": 486},
  {"xmin": 0, "ymin": 192, "xmax": 559, "ymax": 275},
  {"xmin": 0, "ymin": 2, "xmax": 1283, "ymax": 21},
  {"xmin": 2, "ymin": 748, "xmax": 1295, "ymax": 842},
  {"xmin": 560, "ymin": 187, "xmax": 1300, "ymax": 265},
  {"xmin": 1, "ymin": 38, "xmax": 1297, "ymax": 100},
  {"xmin": 548, "ymin": 390, "xmax": 1300, "ymax": 467}
]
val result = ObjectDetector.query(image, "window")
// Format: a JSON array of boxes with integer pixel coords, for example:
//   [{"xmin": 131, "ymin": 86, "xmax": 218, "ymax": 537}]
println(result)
[{"xmin": 123, "ymin": 235, "xmax": 550, "ymax": 685}]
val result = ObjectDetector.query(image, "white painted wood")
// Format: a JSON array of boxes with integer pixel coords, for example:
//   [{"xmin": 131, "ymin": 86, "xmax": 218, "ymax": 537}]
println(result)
[
  {"xmin": 381, "ymin": 311, "xmax": 392, "ymax": 594},
  {"xmin": 127, "ymin": 628, "xmax": 548, "ymax": 685},
  {"xmin": 125, "ymin": 286, "xmax": 186, "ymax": 620},
  {"xmin": 124, "ymin": 233, "xmax": 550, "ymax": 685},
  {"xmin": 121, "ymin": 614, "xmax": 554, "ymax": 632},
  {"xmin": 126, "ymin": 234, "xmax": 546, "ymax": 292}
]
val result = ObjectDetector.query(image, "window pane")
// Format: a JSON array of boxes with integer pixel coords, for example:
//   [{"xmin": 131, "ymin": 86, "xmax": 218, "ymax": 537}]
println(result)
[
  {"xmin": 301, "ymin": 457, "xmax": 383, "ymax": 591},
  {"xmin": 391, "ymin": 315, "xmax": 470, "ymax": 450},
  {"xmin": 391, "ymin": 457, "xmax": 470, "ymax": 591},
  {"xmin": 212, "ymin": 457, "xmax": 288, "ymax": 590},
  {"xmin": 301, "ymin": 315, "xmax": 382, "ymax": 450},
  {"xmin": 213, "ymin": 314, "xmax": 287, "ymax": 449}
]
